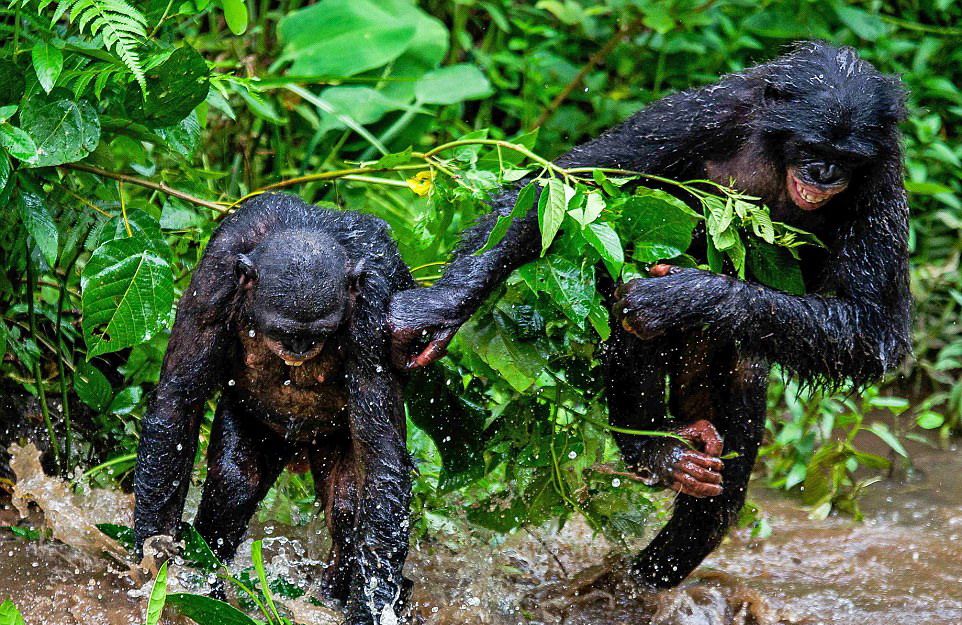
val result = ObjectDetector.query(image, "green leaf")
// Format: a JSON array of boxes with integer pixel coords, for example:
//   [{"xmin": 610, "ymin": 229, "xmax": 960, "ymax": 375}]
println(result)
[
  {"xmin": 747, "ymin": 241, "xmax": 805, "ymax": 295},
  {"xmin": 904, "ymin": 180, "xmax": 954, "ymax": 195},
  {"xmin": 373, "ymin": 146, "xmax": 413, "ymax": 169},
  {"xmin": 618, "ymin": 194, "xmax": 698, "ymax": 262},
  {"xmin": 31, "ymin": 41, "xmax": 63, "ymax": 94},
  {"xmin": 146, "ymin": 561, "xmax": 168, "ymax": 625},
  {"xmin": 125, "ymin": 46, "xmax": 210, "ymax": 127},
  {"xmin": 178, "ymin": 524, "xmax": 221, "ymax": 572},
  {"xmin": 477, "ymin": 182, "xmax": 535, "ymax": 254},
  {"xmin": 81, "ymin": 238, "xmax": 174, "ymax": 358},
  {"xmin": 0, "ymin": 124, "xmax": 37, "ymax": 162},
  {"xmin": 538, "ymin": 178, "xmax": 567, "ymax": 255},
  {"xmin": 251, "ymin": 540, "xmax": 280, "ymax": 621},
  {"xmin": 868, "ymin": 423, "xmax": 908, "ymax": 458},
  {"xmin": 19, "ymin": 93, "xmax": 100, "ymax": 167},
  {"xmin": 0, "ymin": 599, "xmax": 25, "ymax": 625},
  {"xmin": 456, "ymin": 309, "xmax": 549, "ymax": 392},
  {"xmin": 415, "ymin": 64, "xmax": 492, "ymax": 105},
  {"xmin": 583, "ymin": 221, "xmax": 623, "ymax": 277},
  {"xmin": 835, "ymin": 5, "xmax": 889, "ymax": 41},
  {"xmin": 108, "ymin": 385, "xmax": 142, "ymax": 415},
  {"xmin": 95, "ymin": 209, "xmax": 171, "ymax": 261},
  {"xmin": 916, "ymin": 411, "xmax": 945, "ymax": 430},
  {"xmin": 520, "ymin": 256, "xmax": 595, "ymax": 324},
  {"xmin": 19, "ymin": 191, "xmax": 59, "ymax": 267},
  {"xmin": 221, "ymin": 0, "xmax": 248, "ymax": 35},
  {"xmin": 96, "ymin": 523, "xmax": 134, "ymax": 551},
  {"xmin": 74, "ymin": 361, "xmax": 112, "ymax": 412},
  {"xmin": 279, "ymin": 0, "xmax": 417, "ymax": 77},
  {"xmin": 0, "ymin": 59, "xmax": 26, "ymax": 107},
  {"xmin": 166, "ymin": 593, "xmax": 259, "ymax": 625}
]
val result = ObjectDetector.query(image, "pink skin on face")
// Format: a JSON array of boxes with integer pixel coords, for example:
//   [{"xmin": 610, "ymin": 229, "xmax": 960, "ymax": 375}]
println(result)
[{"xmin": 786, "ymin": 168, "xmax": 848, "ymax": 211}]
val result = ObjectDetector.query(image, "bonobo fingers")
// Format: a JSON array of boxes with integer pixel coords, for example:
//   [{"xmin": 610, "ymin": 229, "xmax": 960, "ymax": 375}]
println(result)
[
  {"xmin": 671, "ymin": 450, "xmax": 724, "ymax": 497},
  {"xmin": 676, "ymin": 419, "xmax": 724, "ymax": 457},
  {"xmin": 407, "ymin": 326, "xmax": 457, "ymax": 370}
]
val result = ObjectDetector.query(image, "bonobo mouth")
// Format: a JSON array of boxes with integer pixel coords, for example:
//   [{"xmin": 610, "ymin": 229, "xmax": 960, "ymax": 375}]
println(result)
[
  {"xmin": 264, "ymin": 338, "xmax": 325, "ymax": 367},
  {"xmin": 787, "ymin": 169, "xmax": 848, "ymax": 211}
]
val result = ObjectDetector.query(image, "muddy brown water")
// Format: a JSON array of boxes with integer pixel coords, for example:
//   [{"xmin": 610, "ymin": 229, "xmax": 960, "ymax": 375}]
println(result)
[{"xmin": 2, "ymin": 441, "xmax": 961, "ymax": 625}]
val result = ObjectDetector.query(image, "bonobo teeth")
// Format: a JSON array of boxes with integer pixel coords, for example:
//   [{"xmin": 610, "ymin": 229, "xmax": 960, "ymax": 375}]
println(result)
[{"xmin": 284, "ymin": 360, "xmax": 303, "ymax": 367}]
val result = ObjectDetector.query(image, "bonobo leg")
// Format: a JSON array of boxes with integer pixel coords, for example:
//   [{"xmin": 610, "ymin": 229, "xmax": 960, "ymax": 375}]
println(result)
[
  {"xmin": 309, "ymin": 443, "xmax": 358, "ymax": 603},
  {"xmin": 194, "ymin": 397, "xmax": 294, "ymax": 562},
  {"xmin": 630, "ymin": 337, "xmax": 769, "ymax": 587}
]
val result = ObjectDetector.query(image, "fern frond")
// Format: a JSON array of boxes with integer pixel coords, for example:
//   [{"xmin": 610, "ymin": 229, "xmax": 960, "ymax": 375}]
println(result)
[{"xmin": 21, "ymin": 0, "xmax": 149, "ymax": 92}]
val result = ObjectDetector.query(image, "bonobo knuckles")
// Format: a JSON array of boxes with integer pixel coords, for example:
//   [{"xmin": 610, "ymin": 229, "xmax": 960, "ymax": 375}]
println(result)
[{"xmin": 614, "ymin": 265, "xmax": 715, "ymax": 339}]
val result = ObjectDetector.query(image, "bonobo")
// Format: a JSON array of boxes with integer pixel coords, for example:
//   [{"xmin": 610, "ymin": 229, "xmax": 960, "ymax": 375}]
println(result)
[
  {"xmin": 389, "ymin": 42, "xmax": 911, "ymax": 587},
  {"xmin": 134, "ymin": 193, "xmax": 416, "ymax": 624}
]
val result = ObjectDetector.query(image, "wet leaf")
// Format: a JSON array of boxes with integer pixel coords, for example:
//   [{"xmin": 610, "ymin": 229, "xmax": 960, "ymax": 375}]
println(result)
[
  {"xmin": 81, "ymin": 238, "xmax": 174, "ymax": 358},
  {"xmin": 747, "ymin": 240, "xmax": 805, "ymax": 295},
  {"xmin": 477, "ymin": 182, "xmax": 535, "ymax": 254},
  {"xmin": 868, "ymin": 422, "xmax": 908, "ymax": 458},
  {"xmin": 96, "ymin": 523, "xmax": 134, "ymax": 552},
  {"xmin": 415, "ymin": 64, "xmax": 492, "ymax": 104},
  {"xmin": 146, "ymin": 561, "xmax": 168, "ymax": 625},
  {"xmin": 618, "ymin": 194, "xmax": 698, "ymax": 262},
  {"xmin": 124, "ymin": 46, "xmax": 210, "ymax": 127},
  {"xmin": 19, "ymin": 191, "xmax": 59, "ymax": 267},
  {"xmin": 31, "ymin": 41, "xmax": 63, "ymax": 94},
  {"xmin": 74, "ymin": 361, "xmax": 112, "ymax": 412},
  {"xmin": 166, "ymin": 593, "xmax": 259, "ymax": 625},
  {"xmin": 537, "ymin": 178, "xmax": 567, "ymax": 255},
  {"xmin": 19, "ymin": 92, "xmax": 100, "ymax": 166}
]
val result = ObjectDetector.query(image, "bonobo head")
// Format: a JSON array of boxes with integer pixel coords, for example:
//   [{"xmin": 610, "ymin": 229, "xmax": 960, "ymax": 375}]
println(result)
[
  {"xmin": 752, "ymin": 42, "xmax": 906, "ymax": 212},
  {"xmin": 236, "ymin": 230, "xmax": 354, "ymax": 366}
]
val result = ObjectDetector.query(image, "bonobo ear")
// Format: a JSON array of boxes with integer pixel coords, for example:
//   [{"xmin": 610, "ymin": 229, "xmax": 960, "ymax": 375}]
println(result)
[
  {"xmin": 348, "ymin": 258, "xmax": 366, "ymax": 293},
  {"xmin": 235, "ymin": 254, "xmax": 257, "ymax": 289}
]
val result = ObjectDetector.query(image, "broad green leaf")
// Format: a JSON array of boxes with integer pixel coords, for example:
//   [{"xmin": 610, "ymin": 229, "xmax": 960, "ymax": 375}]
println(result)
[
  {"xmin": 96, "ymin": 523, "xmax": 134, "ymax": 551},
  {"xmin": 583, "ymin": 221, "xmax": 623, "ymax": 277},
  {"xmin": 0, "ymin": 105, "xmax": 16, "ymax": 121},
  {"xmin": 477, "ymin": 182, "xmax": 536, "ymax": 254},
  {"xmin": 108, "ymin": 385, "xmax": 142, "ymax": 415},
  {"xmin": 125, "ymin": 46, "xmax": 210, "ymax": 127},
  {"xmin": 456, "ymin": 310, "xmax": 549, "ymax": 392},
  {"xmin": 146, "ymin": 561, "xmax": 168, "ymax": 625},
  {"xmin": 95, "ymin": 209, "xmax": 170, "ymax": 261},
  {"xmin": 747, "ymin": 241, "xmax": 805, "ymax": 295},
  {"xmin": 868, "ymin": 423, "xmax": 908, "ymax": 458},
  {"xmin": 0, "ymin": 59, "xmax": 25, "ymax": 107},
  {"xmin": 19, "ymin": 93, "xmax": 100, "ymax": 166},
  {"xmin": 221, "ymin": 0, "xmax": 248, "ymax": 35},
  {"xmin": 314, "ymin": 86, "xmax": 414, "ymax": 133},
  {"xmin": 31, "ymin": 41, "xmax": 63, "ymax": 94},
  {"xmin": 279, "ymin": 0, "xmax": 417, "ymax": 77},
  {"xmin": 415, "ymin": 64, "xmax": 492, "ymax": 105},
  {"xmin": 19, "ymin": 191, "xmax": 59, "ymax": 266},
  {"xmin": 0, "ymin": 123, "xmax": 38, "ymax": 161},
  {"xmin": 74, "ymin": 361, "xmax": 112, "ymax": 412},
  {"xmin": 916, "ymin": 411, "xmax": 945, "ymax": 430},
  {"xmin": 81, "ymin": 238, "xmax": 174, "ymax": 358},
  {"xmin": 166, "ymin": 593, "xmax": 259, "ymax": 625},
  {"xmin": 538, "ymin": 178, "xmax": 566, "ymax": 255},
  {"xmin": 178, "ymin": 525, "xmax": 220, "ymax": 571},
  {"xmin": 0, "ymin": 146, "xmax": 12, "ymax": 192},
  {"xmin": 373, "ymin": 147, "xmax": 413, "ymax": 169},
  {"xmin": 618, "ymin": 194, "xmax": 698, "ymax": 262},
  {"xmin": 520, "ymin": 256, "xmax": 595, "ymax": 323},
  {"xmin": 0, "ymin": 599, "xmax": 25, "ymax": 625},
  {"xmin": 904, "ymin": 180, "xmax": 954, "ymax": 195},
  {"xmin": 835, "ymin": 6, "xmax": 889, "ymax": 41}
]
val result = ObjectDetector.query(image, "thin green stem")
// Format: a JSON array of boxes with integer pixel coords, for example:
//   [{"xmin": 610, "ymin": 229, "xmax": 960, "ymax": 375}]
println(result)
[
  {"xmin": 55, "ymin": 253, "xmax": 79, "ymax": 477},
  {"xmin": 25, "ymin": 240, "xmax": 62, "ymax": 472},
  {"xmin": 581, "ymin": 414, "xmax": 690, "ymax": 445}
]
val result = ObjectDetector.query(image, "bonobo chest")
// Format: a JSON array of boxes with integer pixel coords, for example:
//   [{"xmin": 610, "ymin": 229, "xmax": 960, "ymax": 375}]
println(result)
[{"xmin": 231, "ymin": 323, "xmax": 348, "ymax": 438}]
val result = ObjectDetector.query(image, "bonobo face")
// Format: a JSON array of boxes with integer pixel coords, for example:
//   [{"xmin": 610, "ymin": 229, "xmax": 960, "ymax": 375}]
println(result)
[
  {"xmin": 758, "ymin": 44, "xmax": 904, "ymax": 212},
  {"xmin": 237, "ymin": 231, "xmax": 352, "ymax": 366}
]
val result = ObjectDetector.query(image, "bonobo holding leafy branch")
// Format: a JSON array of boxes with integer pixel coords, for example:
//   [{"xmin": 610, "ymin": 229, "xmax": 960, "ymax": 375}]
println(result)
[
  {"xmin": 389, "ymin": 42, "xmax": 911, "ymax": 586},
  {"xmin": 134, "ymin": 193, "xmax": 416, "ymax": 625}
]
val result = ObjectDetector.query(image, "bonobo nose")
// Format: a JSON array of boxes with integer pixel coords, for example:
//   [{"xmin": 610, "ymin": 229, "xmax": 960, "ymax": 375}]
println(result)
[
  {"xmin": 808, "ymin": 162, "xmax": 845, "ymax": 186},
  {"xmin": 283, "ymin": 337, "xmax": 316, "ymax": 355}
]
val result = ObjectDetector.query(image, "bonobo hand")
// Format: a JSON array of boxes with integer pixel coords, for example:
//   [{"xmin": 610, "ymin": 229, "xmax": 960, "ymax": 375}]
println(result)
[
  {"xmin": 642, "ymin": 419, "xmax": 725, "ymax": 498},
  {"xmin": 614, "ymin": 264, "xmax": 737, "ymax": 339},
  {"xmin": 388, "ymin": 287, "xmax": 471, "ymax": 370}
]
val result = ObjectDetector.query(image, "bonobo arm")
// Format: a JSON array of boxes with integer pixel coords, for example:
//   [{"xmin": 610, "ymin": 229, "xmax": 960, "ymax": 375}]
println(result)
[
  {"xmin": 133, "ymin": 254, "xmax": 234, "ymax": 553},
  {"xmin": 389, "ymin": 79, "xmax": 754, "ymax": 368},
  {"xmin": 617, "ymin": 160, "xmax": 911, "ymax": 388},
  {"xmin": 344, "ymin": 266, "xmax": 414, "ymax": 625}
]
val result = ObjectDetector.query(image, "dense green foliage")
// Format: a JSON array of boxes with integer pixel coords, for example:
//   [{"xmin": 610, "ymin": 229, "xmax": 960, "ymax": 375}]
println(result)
[{"xmin": 1, "ymin": 0, "xmax": 961, "ymax": 554}]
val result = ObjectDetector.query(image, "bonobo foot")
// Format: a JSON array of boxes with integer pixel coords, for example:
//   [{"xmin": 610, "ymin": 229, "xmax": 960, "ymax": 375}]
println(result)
[{"xmin": 633, "ymin": 419, "xmax": 725, "ymax": 498}]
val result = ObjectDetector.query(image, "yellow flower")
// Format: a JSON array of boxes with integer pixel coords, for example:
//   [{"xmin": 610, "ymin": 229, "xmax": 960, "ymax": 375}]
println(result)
[{"xmin": 407, "ymin": 171, "xmax": 434, "ymax": 197}]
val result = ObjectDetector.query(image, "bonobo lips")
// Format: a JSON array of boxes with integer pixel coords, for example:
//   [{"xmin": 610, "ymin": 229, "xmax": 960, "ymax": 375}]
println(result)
[
  {"xmin": 787, "ymin": 169, "xmax": 847, "ymax": 211},
  {"xmin": 264, "ymin": 337, "xmax": 325, "ymax": 367}
]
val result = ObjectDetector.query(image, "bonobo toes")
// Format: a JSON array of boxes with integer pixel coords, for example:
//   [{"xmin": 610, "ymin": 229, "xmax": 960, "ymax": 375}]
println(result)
[{"xmin": 634, "ymin": 419, "xmax": 725, "ymax": 498}]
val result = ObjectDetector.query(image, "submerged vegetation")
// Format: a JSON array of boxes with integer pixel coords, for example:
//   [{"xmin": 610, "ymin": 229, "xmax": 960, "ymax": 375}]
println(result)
[{"xmin": 1, "ymin": 0, "xmax": 961, "ymax": 621}]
